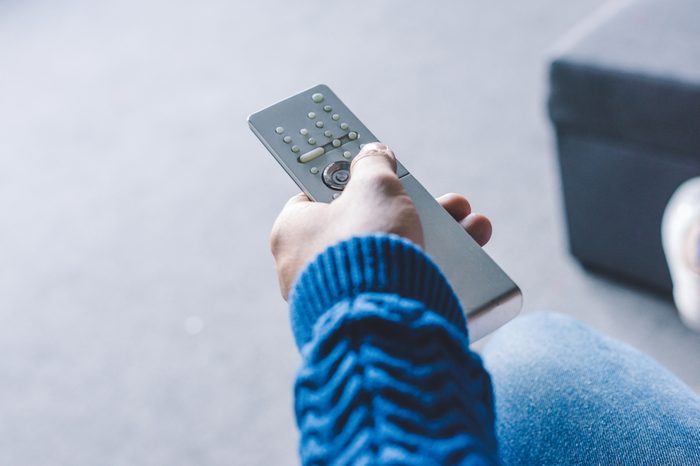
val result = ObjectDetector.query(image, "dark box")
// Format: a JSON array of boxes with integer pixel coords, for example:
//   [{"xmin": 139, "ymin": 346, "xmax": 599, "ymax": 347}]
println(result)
[{"xmin": 548, "ymin": 0, "xmax": 700, "ymax": 292}]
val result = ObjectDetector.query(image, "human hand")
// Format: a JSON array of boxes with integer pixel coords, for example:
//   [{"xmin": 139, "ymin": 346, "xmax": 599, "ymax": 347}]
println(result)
[{"xmin": 270, "ymin": 142, "xmax": 492, "ymax": 299}]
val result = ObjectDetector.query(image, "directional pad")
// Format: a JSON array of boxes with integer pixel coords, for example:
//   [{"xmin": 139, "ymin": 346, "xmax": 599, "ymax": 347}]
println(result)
[{"xmin": 322, "ymin": 161, "xmax": 351, "ymax": 191}]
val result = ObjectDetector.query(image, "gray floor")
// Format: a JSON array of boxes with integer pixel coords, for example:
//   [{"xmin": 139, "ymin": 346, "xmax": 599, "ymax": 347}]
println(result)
[{"xmin": 1, "ymin": 0, "xmax": 698, "ymax": 464}]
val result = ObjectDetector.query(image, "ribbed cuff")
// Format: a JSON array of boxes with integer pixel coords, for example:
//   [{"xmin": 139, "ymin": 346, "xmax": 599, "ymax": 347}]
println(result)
[{"xmin": 288, "ymin": 234, "xmax": 466, "ymax": 350}]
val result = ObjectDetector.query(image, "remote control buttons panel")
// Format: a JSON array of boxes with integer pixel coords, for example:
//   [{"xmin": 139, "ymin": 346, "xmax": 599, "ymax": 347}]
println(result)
[{"xmin": 248, "ymin": 85, "xmax": 408, "ymax": 203}]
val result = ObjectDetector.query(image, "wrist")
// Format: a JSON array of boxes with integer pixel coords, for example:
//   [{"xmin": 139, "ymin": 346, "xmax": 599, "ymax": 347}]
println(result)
[{"xmin": 288, "ymin": 233, "xmax": 466, "ymax": 349}]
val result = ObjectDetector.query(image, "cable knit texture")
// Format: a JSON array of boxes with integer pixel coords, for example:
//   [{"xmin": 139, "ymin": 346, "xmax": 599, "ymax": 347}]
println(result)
[
  {"xmin": 290, "ymin": 234, "xmax": 498, "ymax": 465},
  {"xmin": 289, "ymin": 234, "xmax": 466, "ymax": 350}
]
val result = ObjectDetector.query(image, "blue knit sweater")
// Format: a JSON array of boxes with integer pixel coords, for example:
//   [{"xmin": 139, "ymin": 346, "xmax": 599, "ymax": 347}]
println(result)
[{"xmin": 289, "ymin": 234, "xmax": 498, "ymax": 464}]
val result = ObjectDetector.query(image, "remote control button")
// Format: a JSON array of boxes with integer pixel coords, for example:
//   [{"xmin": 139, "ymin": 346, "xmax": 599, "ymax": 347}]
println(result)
[
  {"xmin": 308, "ymin": 137, "xmax": 316, "ymax": 145},
  {"xmin": 332, "ymin": 114, "xmax": 340, "ymax": 121},
  {"xmin": 343, "ymin": 151, "xmax": 352, "ymax": 159},
  {"xmin": 340, "ymin": 122, "xmax": 349, "ymax": 130},
  {"xmin": 300, "ymin": 128, "xmax": 309, "ymax": 136},
  {"xmin": 307, "ymin": 112, "xmax": 316, "ymax": 119},
  {"xmin": 283, "ymin": 136, "xmax": 292, "ymax": 143},
  {"xmin": 299, "ymin": 147, "xmax": 325, "ymax": 163},
  {"xmin": 322, "ymin": 161, "xmax": 351, "ymax": 191},
  {"xmin": 333, "ymin": 171, "xmax": 349, "ymax": 183},
  {"xmin": 332, "ymin": 139, "xmax": 341, "ymax": 147},
  {"xmin": 275, "ymin": 127, "xmax": 284, "ymax": 134},
  {"xmin": 310, "ymin": 167, "xmax": 319, "ymax": 174},
  {"xmin": 315, "ymin": 121, "xmax": 324, "ymax": 128},
  {"xmin": 291, "ymin": 145, "xmax": 300, "ymax": 153},
  {"xmin": 324, "ymin": 130, "xmax": 332, "ymax": 137},
  {"xmin": 323, "ymin": 105, "xmax": 332, "ymax": 112},
  {"xmin": 312, "ymin": 93, "xmax": 324, "ymax": 103},
  {"xmin": 348, "ymin": 131, "xmax": 358, "ymax": 140}
]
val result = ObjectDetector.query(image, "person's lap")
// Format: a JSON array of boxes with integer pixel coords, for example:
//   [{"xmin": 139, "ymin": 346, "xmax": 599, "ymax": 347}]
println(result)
[{"xmin": 481, "ymin": 313, "xmax": 700, "ymax": 465}]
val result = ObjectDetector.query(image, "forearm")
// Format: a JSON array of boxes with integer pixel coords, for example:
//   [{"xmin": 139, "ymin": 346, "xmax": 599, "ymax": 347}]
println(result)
[{"xmin": 290, "ymin": 235, "xmax": 498, "ymax": 464}]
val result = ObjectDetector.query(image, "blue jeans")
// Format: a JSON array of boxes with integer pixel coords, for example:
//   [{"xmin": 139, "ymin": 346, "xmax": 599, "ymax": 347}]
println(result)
[{"xmin": 481, "ymin": 313, "xmax": 700, "ymax": 465}]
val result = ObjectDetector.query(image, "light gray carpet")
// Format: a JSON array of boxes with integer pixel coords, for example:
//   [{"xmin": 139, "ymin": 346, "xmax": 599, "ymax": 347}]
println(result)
[{"xmin": 1, "ymin": 0, "xmax": 698, "ymax": 464}]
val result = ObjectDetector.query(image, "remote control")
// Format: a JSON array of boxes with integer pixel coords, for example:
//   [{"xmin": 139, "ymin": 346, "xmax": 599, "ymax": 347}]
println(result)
[{"xmin": 248, "ymin": 84, "xmax": 521, "ymax": 340}]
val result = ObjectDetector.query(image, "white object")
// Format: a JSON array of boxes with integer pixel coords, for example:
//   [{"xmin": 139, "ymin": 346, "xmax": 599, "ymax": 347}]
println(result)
[{"xmin": 662, "ymin": 178, "xmax": 700, "ymax": 332}]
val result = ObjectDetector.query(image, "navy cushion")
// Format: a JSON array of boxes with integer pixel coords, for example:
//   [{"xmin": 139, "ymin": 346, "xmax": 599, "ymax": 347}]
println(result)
[
  {"xmin": 549, "ymin": 0, "xmax": 700, "ymax": 159},
  {"xmin": 548, "ymin": 0, "xmax": 700, "ymax": 293}
]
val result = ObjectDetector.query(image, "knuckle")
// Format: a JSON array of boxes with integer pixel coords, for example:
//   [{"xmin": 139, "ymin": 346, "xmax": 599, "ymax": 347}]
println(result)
[{"xmin": 370, "ymin": 172, "xmax": 402, "ymax": 194}]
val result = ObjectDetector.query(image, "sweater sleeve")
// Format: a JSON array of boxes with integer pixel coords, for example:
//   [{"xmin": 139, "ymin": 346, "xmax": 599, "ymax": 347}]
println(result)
[{"xmin": 289, "ymin": 234, "xmax": 498, "ymax": 465}]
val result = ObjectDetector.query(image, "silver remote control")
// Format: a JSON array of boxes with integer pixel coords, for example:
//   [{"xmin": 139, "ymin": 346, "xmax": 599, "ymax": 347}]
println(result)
[{"xmin": 248, "ymin": 84, "xmax": 521, "ymax": 340}]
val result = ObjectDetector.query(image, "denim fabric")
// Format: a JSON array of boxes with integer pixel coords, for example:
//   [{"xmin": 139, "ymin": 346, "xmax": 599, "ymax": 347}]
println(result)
[{"xmin": 482, "ymin": 313, "xmax": 700, "ymax": 466}]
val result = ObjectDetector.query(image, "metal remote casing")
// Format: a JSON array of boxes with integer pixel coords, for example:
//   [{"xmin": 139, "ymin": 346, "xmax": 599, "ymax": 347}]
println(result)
[{"xmin": 248, "ymin": 84, "xmax": 521, "ymax": 340}]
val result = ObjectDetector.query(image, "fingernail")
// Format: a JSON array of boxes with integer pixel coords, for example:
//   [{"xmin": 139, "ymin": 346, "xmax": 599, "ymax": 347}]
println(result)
[
  {"xmin": 360, "ymin": 142, "xmax": 388, "ymax": 153},
  {"xmin": 351, "ymin": 142, "xmax": 397, "ymax": 174}
]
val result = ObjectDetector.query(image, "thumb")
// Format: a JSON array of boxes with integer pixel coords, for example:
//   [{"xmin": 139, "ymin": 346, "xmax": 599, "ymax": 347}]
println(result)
[{"xmin": 349, "ymin": 142, "xmax": 398, "ymax": 180}]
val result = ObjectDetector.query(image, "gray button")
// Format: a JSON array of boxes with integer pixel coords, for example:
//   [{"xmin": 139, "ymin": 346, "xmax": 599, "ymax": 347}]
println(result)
[
  {"xmin": 340, "ymin": 122, "xmax": 349, "ymax": 130},
  {"xmin": 333, "ymin": 171, "xmax": 349, "ymax": 183},
  {"xmin": 343, "ymin": 151, "xmax": 352, "ymax": 159},
  {"xmin": 332, "ymin": 114, "xmax": 340, "ymax": 121},
  {"xmin": 312, "ymin": 93, "xmax": 324, "ymax": 103},
  {"xmin": 310, "ymin": 166, "xmax": 319, "ymax": 174},
  {"xmin": 324, "ymin": 130, "xmax": 332, "ymax": 137},
  {"xmin": 307, "ymin": 112, "xmax": 316, "ymax": 119},
  {"xmin": 308, "ymin": 138, "xmax": 316, "ymax": 145},
  {"xmin": 275, "ymin": 127, "xmax": 284, "ymax": 134},
  {"xmin": 291, "ymin": 145, "xmax": 300, "ymax": 153},
  {"xmin": 323, "ymin": 105, "xmax": 332, "ymax": 112},
  {"xmin": 322, "ymin": 161, "xmax": 351, "ymax": 191},
  {"xmin": 332, "ymin": 139, "xmax": 341, "ymax": 147},
  {"xmin": 300, "ymin": 128, "xmax": 309, "ymax": 136},
  {"xmin": 315, "ymin": 121, "xmax": 324, "ymax": 128},
  {"xmin": 348, "ymin": 131, "xmax": 358, "ymax": 140},
  {"xmin": 283, "ymin": 136, "xmax": 292, "ymax": 143}
]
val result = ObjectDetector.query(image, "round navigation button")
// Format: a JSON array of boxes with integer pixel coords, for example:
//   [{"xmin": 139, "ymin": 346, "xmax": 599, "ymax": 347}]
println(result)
[
  {"xmin": 283, "ymin": 136, "xmax": 292, "ymax": 143},
  {"xmin": 315, "ymin": 121, "xmax": 324, "ymax": 128},
  {"xmin": 312, "ymin": 93, "xmax": 324, "ymax": 103},
  {"xmin": 332, "ymin": 114, "xmax": 340, "ymax": 121},
  {"xmin": 332, "ymin": 139, "xmax": 341, "ymax": 147},
  {"xmin": 275, "ymin": 127, "xmax": 284, "ymax": 134},
  {"xmin": 324, "ymin": 130, "xmax": 332, "ymax": 137},
  {"xmin": 307, "ymin": 112, "xmax": 316, "ymax": 119},
  {"xmin": 340, "ymin": 122, "xmax": 349, "ymax": 130},
  {"xmin": 348, "ymin": 131, "xmax": 358, "ymax": 140},
  {"xmin": 332, "ymin": 171, "xmax": 349, "ymax": 183},
  {"xmin": 343, "ymin": 151, "xmax": 352, "ymax": 159},
  {"xmin": 300, "ymin": 128, "xmax": 309, "ymax": 136},
  {"xmin": 291, "ymin": 145, "xmax": 300, "ymax": 153},
  {"xmin": 310, "ymin": 167, "xmax": 319, "ymax": 174},
  {"xmin": 323, "ymin": 105, "xmax": 332, "ymax": 112},
  {"xmin": 308, "ymin": 138, "xmax": 316, "ymax": 145},
  {"xmin": 322, "ymin": 161, "xmax": 351, "ymax": 191}
]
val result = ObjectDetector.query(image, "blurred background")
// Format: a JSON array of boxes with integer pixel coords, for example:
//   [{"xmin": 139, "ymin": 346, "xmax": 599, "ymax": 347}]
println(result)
[{"xmin": 1, "ymin": 0, "xmax": 698, "ymax": 464}]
